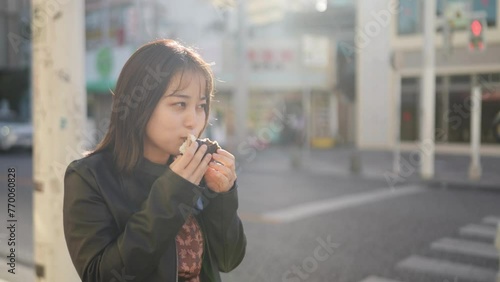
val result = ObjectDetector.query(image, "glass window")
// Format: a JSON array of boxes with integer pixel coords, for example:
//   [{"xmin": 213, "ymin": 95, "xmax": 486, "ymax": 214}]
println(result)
[
  {"xmin": 0, "ymin": 17, "xmax": 7, "ymax": 66},
  {"xmin": 477, "ymin": 73, "xmax": 500, "ymax": 144},
  {"xmin": 86, "ymin": 4, "xmax": 132, "ymax": 49},
  {"xmin": 398, "ymin": 0, "xmax": 422, "ymax": 35},
  {"xmin": 86, "ymin": 10, "xmax": 103, "ymax": 50},
  {"xmin": 400, "ymin": 77, "xmax": 420, "ymax": 141},
  {"xmin": 472, "ymin": 0, "xmax": 497, "ymax": 26},
  {"xmin": 438, "ymin": 0, "xmax": 497, "ymax": 27},
  {"xmin": 398, "ymin": 0, "xmax": 497, "ymax": 35}
]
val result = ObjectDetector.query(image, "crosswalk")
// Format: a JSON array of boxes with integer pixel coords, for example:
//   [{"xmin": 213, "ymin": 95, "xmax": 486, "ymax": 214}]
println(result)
[{"xmin": 358, "ymin": 216, "xmax": 500, "ymax": 282}]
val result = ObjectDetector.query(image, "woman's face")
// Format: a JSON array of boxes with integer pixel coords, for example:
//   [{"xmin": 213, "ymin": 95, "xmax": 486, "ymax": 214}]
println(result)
[{"xmin": 143, "ymin": 71, "xmax": 207, "ymax": 164}]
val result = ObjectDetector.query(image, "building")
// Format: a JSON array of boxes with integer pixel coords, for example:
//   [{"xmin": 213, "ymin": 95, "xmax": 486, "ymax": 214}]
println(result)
[
  {"xmin": 85, "ymin": 0, "xmax": 358, "ymax": 150},
  {"xmin": 0, "ymin": 0, "xmax": 31, "ymax": 122},
  {"xmin": 84, "ymin": 0, "xmax": 225, "ymax": 144},
  {"xmin": 357, "ymin": 0, "xmax": 500, "ymax": 154},
  {"xmin": 212, "ymin": 0, "xmax": 356, "ymax": 149}
]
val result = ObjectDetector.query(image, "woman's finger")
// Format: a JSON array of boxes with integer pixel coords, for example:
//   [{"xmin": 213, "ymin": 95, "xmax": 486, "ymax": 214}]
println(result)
[
  {"xmin": 215, "ymin": 149, "xmax": 235, "ymax": 161},
  {"xmin": 193, "ymin": 153, "xmax": 212, "ymax": 184},
  {"xmin": 186, "ymin": 144, "xmax": 207, "ymax": 172},
  {"xmin": 205, "ymin": 166, "xmax": 233, "ymax": 192},
  {"xmin": 209, "ymin": 161, "xmax": 233, "ymax": 179},
  {"xmin": 174, "ymin": 140, "xmax": 199, "ymax": 169},
  {"xmin": 211, "ymin": 153, "xmax": 235, "ymax": 170},
  {"xmin": 169, "ymin": 154, "xmax": 184, "ymax": 172}
]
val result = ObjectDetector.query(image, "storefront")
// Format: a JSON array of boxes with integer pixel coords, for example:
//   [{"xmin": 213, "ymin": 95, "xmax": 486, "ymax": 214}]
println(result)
[
  {"xmin": 214, "ymin": 37, "xmax": 338, "ymax": 149},
  {"xmin": 400, "ymin": 73, "xmax": 500, "ymax": 145}
]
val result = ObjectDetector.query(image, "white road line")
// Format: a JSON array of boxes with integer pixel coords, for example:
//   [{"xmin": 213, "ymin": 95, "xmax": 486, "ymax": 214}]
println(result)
[
  {"xmin": 359, "ymin": 276, "xmax": 404, "ymax": 282},
  {"xmin": 431, "ymin": 238, "xmax": 498, "ymax": 259},
  {"xmin": 397, "ymin": 255, "xmax": 497, "ymax": 282},
  {"xmin": 482, "ymin": 216, "xmax": 500, "ymax": 226},
  {"xmin": 261, "ymin": 186, "xmax": 425, "ymax": 223},
  {"xmin": 459, "ymin": 224, "xmax": 497, "ymax": 240}
]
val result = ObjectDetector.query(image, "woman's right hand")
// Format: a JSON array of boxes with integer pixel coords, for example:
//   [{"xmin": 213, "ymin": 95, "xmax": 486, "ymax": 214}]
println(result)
[{"xmin": 169, "ymin": 141, "xmax": 212, "ymax": 185}]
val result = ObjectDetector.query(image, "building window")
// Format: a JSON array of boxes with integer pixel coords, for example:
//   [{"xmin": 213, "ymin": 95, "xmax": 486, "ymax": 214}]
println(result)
[
  {"xmin": 477, "ymin": 73, "xmax": 500, "ymax": 144},
  {"xmin": 434, "ymin": 74, "xmax": 500, "ymax": 144},
  {"xmin": 399, "ymin": 74, "xmax": 500, "ymax": 144},
  {"xmin": 86, "ymin": 10, "xmax": 103, "ymax": 50},
  {"xmin": 398, "ymin": 0, "xmax": 497, "ymax": 36},
  {"xmin": 86, "ymin": 4, "xmax": 133, "ymax": 50},
  {"xmin": 437, "ymin": 0, "xmax": 497, "ymax": 28},
  {"xmin": 400, "ymin": 77, "xmax": 420, "ymax": 141},
  {"xmin": 398, "ymin": 0, "xmax": 422, "ymax": 35}
]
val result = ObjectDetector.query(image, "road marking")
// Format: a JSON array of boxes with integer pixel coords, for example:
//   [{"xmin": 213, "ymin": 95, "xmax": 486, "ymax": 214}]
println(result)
[
  {"xmin": 238, "ymin": 212, "xmax": 280, "ymax": 224},
  {"xmin": 431, "ymin": 238, "xmax": 498, "ymax": 259},
  {"xmin": 397, "ymin": 255, "xmax": 497, "ymax": 282},
  {"xmin": 482, "ymin": 216, "xmax": 500, "ymax": 226},
  {"xmin": 459, "ymin": 224, "xmax": 497, "ymax": 240},
  {"xmin": 359, "ymin": 276, "xmax": 404, "ymax": 282},
  {"xmin": 260, "ymin": 185, "xmax": 425, "ymax": 223}
]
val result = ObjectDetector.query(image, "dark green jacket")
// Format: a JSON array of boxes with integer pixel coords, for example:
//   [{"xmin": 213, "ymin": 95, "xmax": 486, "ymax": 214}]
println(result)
[{"xmin": 63, "ymin": 150, "xmax": 246, "ymax": 282}]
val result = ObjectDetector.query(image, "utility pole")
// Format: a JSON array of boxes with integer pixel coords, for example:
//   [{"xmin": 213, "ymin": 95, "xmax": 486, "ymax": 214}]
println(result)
[
  {"xmin": 32, "ymin": 0, "xmax": 85, "ymax": 281},
  {"xmin": 234, "ymin": 0, "xmax": 249, "ymax": 149},
  {"xmin": 391, "ymin": 51, "xmax": 402, "ymax": 175},
  {"xmin": 420, "ymin": 0, "xmax": 436, "ymax": 180},
  {"xmin": 468, "ymin": 79, "xmax": 482, "ymax": 180}
]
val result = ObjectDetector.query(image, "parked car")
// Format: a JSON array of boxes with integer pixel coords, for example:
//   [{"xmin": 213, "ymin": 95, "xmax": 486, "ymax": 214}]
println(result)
[{"xmin": 0, "ymin": 117, "xmax": 32, "ymax": 151}]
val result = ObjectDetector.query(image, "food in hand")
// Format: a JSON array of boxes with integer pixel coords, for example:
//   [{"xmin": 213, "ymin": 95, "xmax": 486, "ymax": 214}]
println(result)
[{"xmin": 179, "ymin": 134, "xmax": 221, "ymax": 156}]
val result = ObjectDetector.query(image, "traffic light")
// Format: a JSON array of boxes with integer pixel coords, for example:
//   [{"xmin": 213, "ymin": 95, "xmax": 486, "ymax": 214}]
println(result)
[{"xmin": 468, "ymin": 16, "xmax": 486, "ymax": 51}]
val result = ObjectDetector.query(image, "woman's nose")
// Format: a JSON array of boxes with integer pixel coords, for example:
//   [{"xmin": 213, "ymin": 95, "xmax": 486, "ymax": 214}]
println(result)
[{"xmin": 183, "ymin": 108, "xmax": 197, "ymax": 128}]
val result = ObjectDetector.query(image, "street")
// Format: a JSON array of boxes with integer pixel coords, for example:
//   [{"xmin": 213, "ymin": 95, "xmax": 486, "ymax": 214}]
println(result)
[{"xmin": 1, "ymin": 149, "xmax": 499, "ymax": 282}]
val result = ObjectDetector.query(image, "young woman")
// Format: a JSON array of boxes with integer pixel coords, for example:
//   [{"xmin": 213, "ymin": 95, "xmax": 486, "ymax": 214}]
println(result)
[{"xmin": 63, "ymin": 39, "xmax": 246, "ymax": 282}]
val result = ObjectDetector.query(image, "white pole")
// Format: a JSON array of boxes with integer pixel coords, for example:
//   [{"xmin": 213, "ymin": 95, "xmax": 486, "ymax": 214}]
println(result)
[
  {"xmin": 302, "ymin": 86, "xmax": 311, "ymax": 160},
  {"xmin": 393, "ymin": 70, "xmax": 401, "ymax": 175},
  {"xmin": 32, "ymin": 0, "xmax": 85, "ymax": 281},
  {"xmin": 468, "ymin": 85, "xmax": 482, "ymax": 180},
  {"xmin": 420, "ymin": 0, "xmax": 436, "ymax": 180},
  {"xmin": 234, "ymin": 0, "xmax": 249, "ymax": 149},
  {"xmin": 391, "ymin": 51, "xmax": 402, "ymax": 175}
]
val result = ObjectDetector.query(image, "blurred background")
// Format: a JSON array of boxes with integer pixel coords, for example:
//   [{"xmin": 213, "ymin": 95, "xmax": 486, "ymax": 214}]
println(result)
[{"xmin": 0, "ymin": 0, "xmax": 500, "ymax": 281}]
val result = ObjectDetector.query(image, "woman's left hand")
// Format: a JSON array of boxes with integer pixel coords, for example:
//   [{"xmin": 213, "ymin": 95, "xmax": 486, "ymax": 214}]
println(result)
[{"xmin": 204, "ymin": 149, "xmax": 237, "ymax": 193}]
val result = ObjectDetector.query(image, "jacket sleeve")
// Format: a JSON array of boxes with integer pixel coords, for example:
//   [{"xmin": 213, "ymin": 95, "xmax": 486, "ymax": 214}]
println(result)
[
  {"xmin": 63, "ymin": 160, "xmax": 203, "ymax": 282},
  {"xmin": 200, "ymin": 182, "xmax": 247, "ymax": 272}
]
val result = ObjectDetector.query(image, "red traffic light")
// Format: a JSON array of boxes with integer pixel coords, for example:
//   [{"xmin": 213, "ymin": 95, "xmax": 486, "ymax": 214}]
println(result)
[{"xmin": 471, "ymin": 20, "xmax": 483, "ymax": 37}]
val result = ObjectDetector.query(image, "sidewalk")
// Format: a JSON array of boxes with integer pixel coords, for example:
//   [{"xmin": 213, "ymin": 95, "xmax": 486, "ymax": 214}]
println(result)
[
  {"xmin": 237, "ymin": 145, "xmax": 500, "ymax": 189},
  {"xmin": 0, "ymin": 259, "xmax": 35, "ymax": 282}
]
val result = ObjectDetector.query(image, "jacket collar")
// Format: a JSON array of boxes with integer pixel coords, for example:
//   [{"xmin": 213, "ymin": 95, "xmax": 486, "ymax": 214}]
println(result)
[{"xmin": 135, "ymin": 155, "xmax": 173, "ymax": 177}]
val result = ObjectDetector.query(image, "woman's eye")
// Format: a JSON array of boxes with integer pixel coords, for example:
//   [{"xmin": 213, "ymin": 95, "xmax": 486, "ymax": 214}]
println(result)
[
  {"xmin": 173, "ymin": 102, "xmax": 186, "ymax": 108},
  {"xmin": 198, "ymin": 104, "xmax": 207, "ymax": 110}
]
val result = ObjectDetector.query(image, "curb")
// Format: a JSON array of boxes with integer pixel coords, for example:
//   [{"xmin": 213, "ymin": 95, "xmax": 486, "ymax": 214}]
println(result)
[{"xmin": 424, "ymin": 179, "xmax": 500, "ymax": 192}]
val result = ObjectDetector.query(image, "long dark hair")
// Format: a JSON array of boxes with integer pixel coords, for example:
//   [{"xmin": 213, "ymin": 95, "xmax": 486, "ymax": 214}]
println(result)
[{"xmin": 87, "ymin": 39, "xmax": 214, "ymax": 174}]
